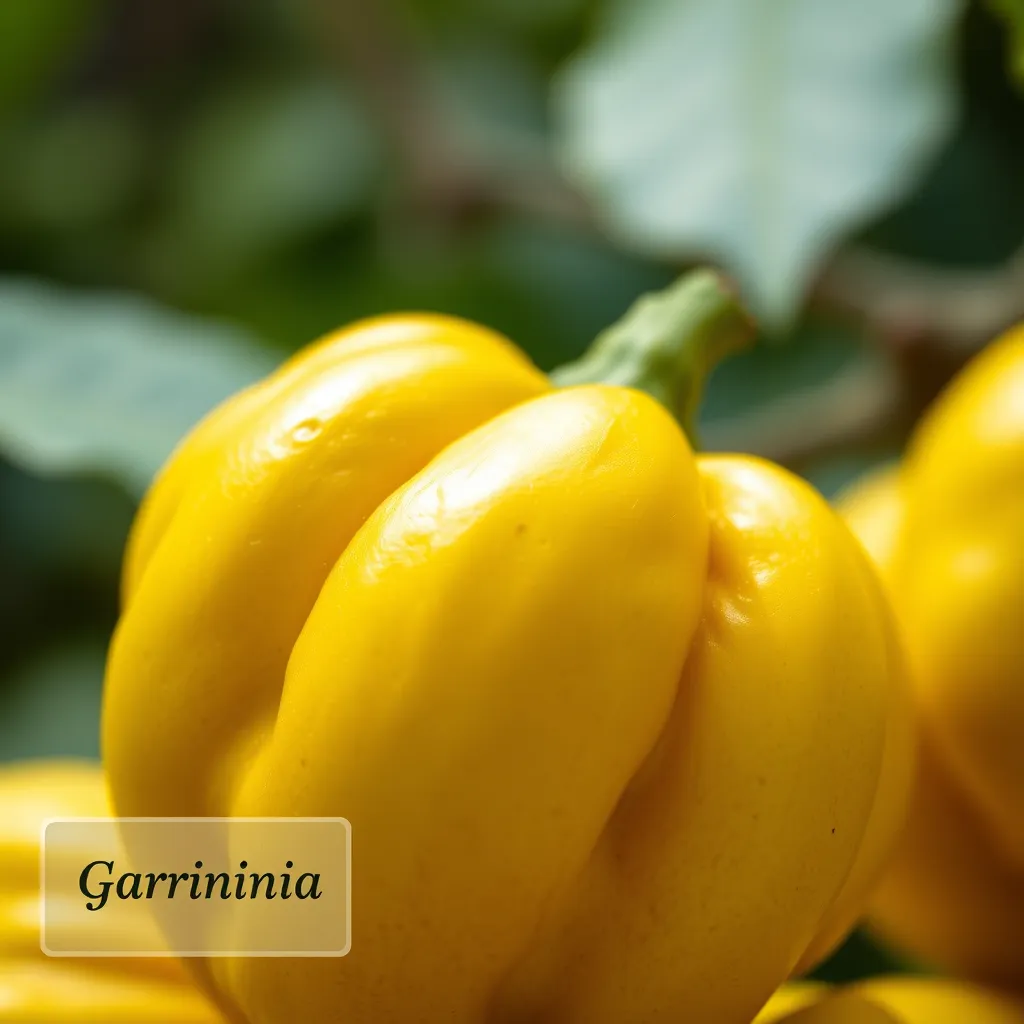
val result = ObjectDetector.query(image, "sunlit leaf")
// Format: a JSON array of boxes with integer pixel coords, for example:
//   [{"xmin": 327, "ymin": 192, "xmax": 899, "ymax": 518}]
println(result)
[
  {"xmin": 555, "ymin": 0, "xmax": 961, "ymax": 328},
  {"xmin": 0, "ymin": 278, "xmax": 278, "ymax": 495}
]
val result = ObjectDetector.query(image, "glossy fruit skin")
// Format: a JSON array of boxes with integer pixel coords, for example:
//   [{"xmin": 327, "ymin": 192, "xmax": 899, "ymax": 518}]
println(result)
[
  {"xmin": 0, "ymin": 760, "xmax": 222, "ymax": 1023},
  {"xmin": 757, "ymin": 978, "xmax": 1024, "ymax": 1024},
  {"xmin": 103, "ymin": 313, "xmax": 908, "ymax": 1024},
  {"xmin": 838, "ymin": 325, "xmax": 1024, "ymax": 989}
]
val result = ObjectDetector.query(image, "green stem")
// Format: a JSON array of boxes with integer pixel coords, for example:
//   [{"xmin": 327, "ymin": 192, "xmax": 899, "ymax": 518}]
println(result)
[{"xmin": 549, "ymin": 269, "xmax": 754, "ymax": 448}]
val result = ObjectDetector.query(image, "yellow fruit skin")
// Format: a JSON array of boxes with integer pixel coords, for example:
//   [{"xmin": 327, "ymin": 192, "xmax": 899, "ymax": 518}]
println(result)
[
  {"xmin": 837, "ymin": 325, "xmax": 1024, "ymax": 990},
  {"xmin": 0, "ymin": 760, "xmax": 222, "ymax": 1023},
  {"xmin": 758, "ymin": 978, "xmax": 1024, "ymax": 1024},
  {"xmin": 792, "ymin": 523, "xmax": 915, "ymax": 976},
  {"xmin": 898, "ymin": 327, "xmax": 1024, "ymax": 865},
  {"xmin": 103, "ymin": 314, "xmax": 907, "ymax": 1024}
]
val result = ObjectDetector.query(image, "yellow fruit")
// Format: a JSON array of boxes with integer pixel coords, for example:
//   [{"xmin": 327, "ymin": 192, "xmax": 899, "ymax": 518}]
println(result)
[
  {"xmin": 758, "ymin": 977, "xmax": 1024, "ymax": 1023},
  {"xmin": 104, "ymin": 273, "xmax": 908, "ymax": 1024},
  {"xmin": 0, "ymin": 760, "xmax": 222, "ymax": 1023},
  {"xmin": 838, "ymin": 325, "xmax": 1024, "ymax": 989}
]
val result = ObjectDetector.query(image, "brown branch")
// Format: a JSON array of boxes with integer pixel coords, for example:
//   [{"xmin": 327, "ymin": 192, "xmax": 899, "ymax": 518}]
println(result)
[
  {"xmin": 306, "ymin": 0, "xmax": 590, "ymax": 227},
  {"xmin": 706, "ymin": 243, "xmax": 1024, "ymax": 469},
  {"xmin": 815, "ymin": 244, "xmax": 1024, "ymax": 355},
  {"xmin": 701, "ymin": 356, "xmax": 904, "ymax": 468},
  {"xmin": 807, "ymin": 243, "xmax": 1024, "ymax": 460},
  {"xmin": 307, "ymin": 0, "xmax": 454, "ymax": 183}
]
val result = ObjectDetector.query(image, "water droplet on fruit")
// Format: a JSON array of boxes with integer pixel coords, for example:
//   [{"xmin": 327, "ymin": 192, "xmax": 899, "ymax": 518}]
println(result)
[{"xmin": 292, "ymin": 418, "xmax": 323, "ymax": 444}]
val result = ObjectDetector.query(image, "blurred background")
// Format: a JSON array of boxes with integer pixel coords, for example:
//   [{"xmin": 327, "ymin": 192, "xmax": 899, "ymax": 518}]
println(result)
[{"xmin": 0, "ymin": 0, "xmax": 1022, "ymax": 986}]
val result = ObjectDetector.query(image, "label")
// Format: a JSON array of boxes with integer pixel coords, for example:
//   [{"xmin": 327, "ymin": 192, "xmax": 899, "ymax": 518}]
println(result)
[{"xmin": 41, "ymin": 817, "xmax": 350, "ymax": 957}]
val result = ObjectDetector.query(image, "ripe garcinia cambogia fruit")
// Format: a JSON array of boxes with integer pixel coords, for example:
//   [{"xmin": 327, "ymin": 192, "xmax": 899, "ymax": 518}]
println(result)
[
  {"xmin": 838, "ymin": 324, "xmax": 1024, "ymax": 991},
  {"xmin": 103, "ymin": 271, "xmax": 912, "ymax": 1024},
  {"xmin": 756, "ymin": 977, "xmax": 1024, "ymax": 1024},
  {"xmin": 0, "ymin": 760, "xmax": 222, "ymax": 1023}
]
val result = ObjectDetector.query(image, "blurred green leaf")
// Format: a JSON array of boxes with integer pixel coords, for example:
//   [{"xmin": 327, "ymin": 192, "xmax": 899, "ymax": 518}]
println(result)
[
  {"xmin": 436, "ymin": 33, "xmax": 550, "ymax": 151},
  {"xmin": 810, "ymin": 927, "xmax": 924, "ymax": 984},
  {"xmin": 0, "ymin": 0, "xmax": 100, "ymax": 115},
  {"xmin": 862, "ymin": 5, "xmax": 1024, "ymax": 265},
  {"xmin": 154, "ymin": 74, "xmax": 379, "ymax": 291},
  {"xmin": 412, "ymin": 0, "xmax": 588, "ymax": 35},
  {"xmin": 700, "ymin": 320, "xmax": 867, "ymax": 422},
  {"xmin": 469, "ymin": 221, "xmax": 670, "ymax": 367},
  {"xmin": 194, "ymin": 216, "xmax": 669, "ymax": 366},
  {"xmin": 697, "ymin": 317, "xmax": 901, "ymax": 470},
  {"xmin": 0, "ymin": 278, "xmax": 279, "ymax": 495},
  {"xmin": 863, "ymin": 115, "xmax": 1024, "ymax": 265},
  {"xmin": 0, "ymin": 465, "xmax": 133, "ymax": 584},
  {"xmin": 479, "ymin": 0, "xmax": 587, "ymax": 33},
  {"xmin": 555, "ymin": 0, "xmax": 961, "ymax": 328},
  {"xmin": 989, "ymin": 0, "xmax": 1024, "ymax": 86},
  {"xmin": 699, "ymin": 317, "xmax": 891, "ymax": 436},
  {"xmin": 0, "ymin": 639, "xmax": 106, "ymax": 761},
  {"xmin": 0, "ymin": 99, "xmax": 144, "ymax": 233}
]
